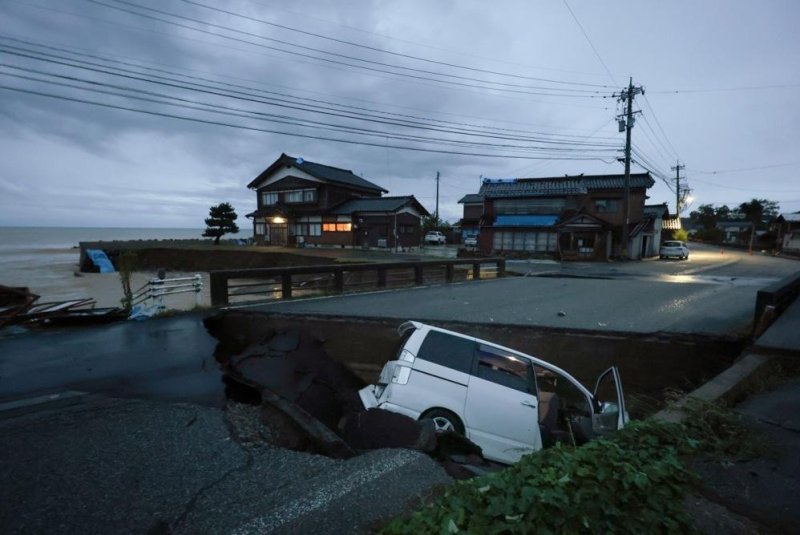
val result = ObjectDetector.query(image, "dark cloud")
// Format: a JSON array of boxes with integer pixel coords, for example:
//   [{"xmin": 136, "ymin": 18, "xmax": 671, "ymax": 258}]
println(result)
[{"xmin": 2, "ymin": 0, "xmax": 800, "ymax": 228}]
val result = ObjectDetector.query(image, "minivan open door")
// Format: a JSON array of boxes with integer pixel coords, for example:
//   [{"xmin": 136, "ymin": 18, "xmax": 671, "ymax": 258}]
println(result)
[{"xmin": 591, "ymin": 366, "xmax": 628, "ymax": 434}]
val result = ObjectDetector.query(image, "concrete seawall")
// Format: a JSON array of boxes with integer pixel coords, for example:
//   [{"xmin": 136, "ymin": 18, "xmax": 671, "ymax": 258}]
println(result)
[{"xmin": 208, "ymin": 310, "xmax": 744, "ymax": 416}]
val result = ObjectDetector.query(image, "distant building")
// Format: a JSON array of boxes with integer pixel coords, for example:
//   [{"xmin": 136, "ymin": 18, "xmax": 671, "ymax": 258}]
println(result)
[
  {"xmin": 716, "ymin": 220, "xmax": 753, "ymax": 244},
  {"xmin": 458, "ymin": 173, "xmax": 655, "ymax": 260},
  {"xmin": 246, "ymin": 154, "xmax": 429, "ymax": 249},
  {"xmin": 776, "ymin": 212, "xmax": 800, "ymax": 253}
]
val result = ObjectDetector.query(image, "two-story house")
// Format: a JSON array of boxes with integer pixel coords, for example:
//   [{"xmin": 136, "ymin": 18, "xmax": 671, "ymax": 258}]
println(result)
[
  {"xmin": 246, "ymin": 154, "xmax": 429, "ymax": 249},
  {"xmin": 461, "ymin": 173, "xmax": 654, "ymax": 260}
]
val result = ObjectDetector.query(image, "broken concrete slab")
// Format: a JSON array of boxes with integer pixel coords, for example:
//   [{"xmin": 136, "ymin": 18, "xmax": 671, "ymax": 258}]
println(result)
[{"xmin": 342, "ymin": 408, "xmax": 437, "ymax": 452}]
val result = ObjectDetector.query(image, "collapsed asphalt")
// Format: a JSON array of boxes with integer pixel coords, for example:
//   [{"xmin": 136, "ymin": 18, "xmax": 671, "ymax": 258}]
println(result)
[{"xmin": 205, "ymin": 312, "xmax": 494, "ymax": 479}]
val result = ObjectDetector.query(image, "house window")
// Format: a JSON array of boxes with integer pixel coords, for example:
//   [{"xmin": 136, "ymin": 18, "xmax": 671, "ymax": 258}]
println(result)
[
  {"xmin": 493, "ymin": 230, "xmax": 557, "ymax": 252},
  {"xmin": 284, "ymin": 189, "xmax": 316, "ymax": 203},
  {"xmin": 285, "ymin": 190, "xmax": 303, "ymax": 203},
  {"xmin": 262, "ymin": 192, "xmax": 277, "ymax": 205},
  {"xmin": 399, "ymin": 225, "xmax": 415, "ymax": 234},
  {"xmin": 255, "ymin": 222, "xmax": 266, "ymax": 235},
  {"xmin": 323, "ymin": 222, "xmax": 352, "ymax": 232},
  {"xmin": 595, "ymin": 199, "xmax": 620, "ymax": 213},
  {"xmin": 292, "ymin": 216, "xmax": 321, "ymax": 236}
]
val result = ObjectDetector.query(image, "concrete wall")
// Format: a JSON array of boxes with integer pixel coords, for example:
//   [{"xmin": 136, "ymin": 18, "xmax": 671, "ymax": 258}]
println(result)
[{"xmin": 208, "ymin": 311, "xmax": 744, "ymax": 416}]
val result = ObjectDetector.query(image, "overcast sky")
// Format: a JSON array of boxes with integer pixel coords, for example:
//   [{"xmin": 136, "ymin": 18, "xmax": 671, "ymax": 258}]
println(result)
[{"xmin": 1, "ymin": 0, "xmax": 798, "ymax": 229}]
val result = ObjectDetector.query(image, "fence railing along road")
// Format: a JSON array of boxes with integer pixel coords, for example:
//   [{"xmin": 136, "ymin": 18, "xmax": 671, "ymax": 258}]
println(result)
[{"xmin": 209, "ymin": 258, "xmax": 506, "ymax": 306}]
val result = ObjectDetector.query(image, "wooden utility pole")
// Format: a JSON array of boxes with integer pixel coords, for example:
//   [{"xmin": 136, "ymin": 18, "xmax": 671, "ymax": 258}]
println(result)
[
  {"xmin": 671, "ymin": 161, "xmax": 685, "ymax": 215},
  {"xmin": 435, "ymin": 170, "xmax": 440, "ymax": 221},
  {"xmin": 616, "ymin": 78, "xmax": 644, "ymax": 258}
]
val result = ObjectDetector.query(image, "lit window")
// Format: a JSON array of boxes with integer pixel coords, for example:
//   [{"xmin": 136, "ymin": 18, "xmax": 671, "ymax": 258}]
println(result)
[{"xmin": 322, "ymin": 222, "xmax": 352, "ymax": 232}]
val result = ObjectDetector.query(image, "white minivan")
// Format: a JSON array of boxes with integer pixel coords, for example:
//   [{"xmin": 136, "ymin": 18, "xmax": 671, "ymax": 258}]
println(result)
[{"xmin": 359, "ymin": 321, "xmax": 628, "ymax": 465}]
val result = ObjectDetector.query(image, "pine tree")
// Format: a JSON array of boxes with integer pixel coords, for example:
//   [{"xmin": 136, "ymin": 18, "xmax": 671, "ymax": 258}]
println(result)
[{"xmin": 203, "ymin": 202, "xmax": 239, "ymax": 245}]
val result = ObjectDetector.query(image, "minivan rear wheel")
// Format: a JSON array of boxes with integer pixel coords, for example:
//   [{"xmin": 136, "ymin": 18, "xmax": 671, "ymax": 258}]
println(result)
[{"xmin": 421, "ymin": 409, "xmax": 465, "ymax": 435}]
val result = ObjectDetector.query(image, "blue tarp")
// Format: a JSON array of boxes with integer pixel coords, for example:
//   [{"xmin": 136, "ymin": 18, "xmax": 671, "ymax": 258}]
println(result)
[
  {"xmin": 85, "ymin": 249, "xmax": 116, "ymax": 273},
  {"xmin": 494, "ymin": 215, "xmax": 559, "ymax": 227}
]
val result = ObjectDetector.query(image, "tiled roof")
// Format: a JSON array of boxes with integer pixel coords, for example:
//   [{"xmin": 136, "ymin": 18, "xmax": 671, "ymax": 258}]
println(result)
[
  {"xmin": 458, "ymin": 194, "xmax": 484, "ymax": 204},
  {"xmin": 480, "ymin": 178, "xmax": 586, "ymax": 198},
  {"xmin": 329, "ymin": 196, "xmax": 430, "ymax": 216},
  {"xmin": 479, "ymin": 173, "xmax": 654, "ymax": 199},
  {"xmin": 248, "ymin": 154, "xmax": 388, "ymax": 193},
  {"xmin": 779, "ymin": 212, "xmax": 800, "ymax": 222}
]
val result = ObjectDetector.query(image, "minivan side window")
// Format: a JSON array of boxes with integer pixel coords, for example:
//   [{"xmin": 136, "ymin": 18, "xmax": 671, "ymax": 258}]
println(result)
[
  {"xmin": 475, "ymin": 344, "xmax": 532, "ymax": 393},
  {"xmin": 416, "ymin": 331, "xmax": 475, "ymax": 373}
]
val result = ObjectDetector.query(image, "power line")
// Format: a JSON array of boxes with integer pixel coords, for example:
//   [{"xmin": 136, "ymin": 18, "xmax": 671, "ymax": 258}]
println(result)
[
  {"xmin": 640, "ymin": 94, "xmax": 680, "ymax": 159},
  {"xmin": 561, "ymin": 0, "xmax": 617, "ymax": 86},
  {"xmin": 0, "ymin": 66, "xmax": 620, "ymax": 156},
  {"xmin": 0, "ymin": 44, "xmax": 620, "ymax": 151},
  {"xmin": 689, "ymin": 176, "xmax": 800, "ymax": 193},
  {"xmin": 87, "ymin": 0, "xmax": 611, "ymax": 98},
  {"xmin": 0, "ymin": 84, "xmax": 621, "ymax": 162},
  {"xmin": 0, "ymin": 35, "xmax": 614, "ymax": 142},
  {"xmin": 179, "ymin": 0, "xmax": 612, "ymax": 89},
  {"xmin": 649, "ymin": 84, "xmax": 800, "ymax": 94},
  {"xmin": 688, "ymin": 162, "xmax": 800, "ymax": 175}
]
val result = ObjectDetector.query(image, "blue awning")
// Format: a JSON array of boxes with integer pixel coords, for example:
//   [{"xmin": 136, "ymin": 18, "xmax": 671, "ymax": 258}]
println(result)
[{"xmin": 494, "ymin": 215, "xmax": 559, "ymax": 227}]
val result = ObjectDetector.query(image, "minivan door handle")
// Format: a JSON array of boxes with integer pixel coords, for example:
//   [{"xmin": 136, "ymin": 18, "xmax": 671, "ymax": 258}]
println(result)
[{"xmin": 520, "ymin": 400, "xmax": 536, "ymax": 408}]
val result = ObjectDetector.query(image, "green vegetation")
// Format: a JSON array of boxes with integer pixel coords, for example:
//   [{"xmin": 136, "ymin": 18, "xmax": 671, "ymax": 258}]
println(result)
[
  {"xmin": 203, "ymin": 202, "xmax": 240, "ymax": 245},
  {"xmin": 117, "ymin": 250, "xmax": 137, "ymax": 312},
  {"xmin": 672, "ymin": 228, "xmax": 689, "ymax": 242},
  {"xmin": 381, "ymin": 399, "xmax": 756, "ymax": 534}
]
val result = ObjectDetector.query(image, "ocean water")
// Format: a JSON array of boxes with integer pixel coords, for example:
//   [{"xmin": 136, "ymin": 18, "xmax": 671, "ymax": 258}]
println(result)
[{"xmin": 0, "ymin": 227, "xmax": 208, "ymax": 305}]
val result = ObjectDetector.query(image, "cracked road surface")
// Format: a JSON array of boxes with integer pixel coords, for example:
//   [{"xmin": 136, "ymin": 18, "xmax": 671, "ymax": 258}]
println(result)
[{"xmin": 0, "ymin": 394, "xmax": 450, "ymax": 534}]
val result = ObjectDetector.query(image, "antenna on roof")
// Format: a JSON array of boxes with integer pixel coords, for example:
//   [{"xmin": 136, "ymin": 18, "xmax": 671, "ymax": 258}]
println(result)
[{"xmin": 296, "ymin": 157, "xmax": 304, "ymax": 164}]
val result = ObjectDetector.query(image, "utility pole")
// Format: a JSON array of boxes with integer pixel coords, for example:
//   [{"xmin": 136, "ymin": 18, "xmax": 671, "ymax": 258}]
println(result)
[
  {"xmin": 435, "ymin": 170, "xmax": 440, "ymax": 222},
  {"xmin": 671, "ymin": 161, "xmax": 685, "ymax": 215},
  {"xmin": 614, "ymin": 77, "xmax": 644, "ymax": 258}
]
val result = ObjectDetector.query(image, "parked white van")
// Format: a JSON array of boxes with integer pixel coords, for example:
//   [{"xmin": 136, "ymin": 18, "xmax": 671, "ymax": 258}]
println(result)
[{"xmin": 359, "ymin": 321, "xmax": 628, "ymax": 465}]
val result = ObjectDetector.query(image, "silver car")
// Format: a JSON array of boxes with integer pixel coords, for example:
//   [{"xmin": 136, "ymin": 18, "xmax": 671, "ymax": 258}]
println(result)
[{"xmin": 659, "ymin": 240, "xmax": 689, "ymax": 260}]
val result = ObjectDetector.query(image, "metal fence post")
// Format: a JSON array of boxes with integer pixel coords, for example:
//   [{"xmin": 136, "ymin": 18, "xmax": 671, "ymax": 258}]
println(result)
[
  {"xmin": 497, "ymin": 259, "xmax": 506, "ymax": 277},
  {"xmin": 472, "ymin": 262, "xmax": 480, "ymax": 280},
  {"xmin": 194, "ymin": 274, "xmax": 203, "ymax": 307},
  {"xmin": 209, "ymin": 272, "xmax": 229, "ymax": 306}
]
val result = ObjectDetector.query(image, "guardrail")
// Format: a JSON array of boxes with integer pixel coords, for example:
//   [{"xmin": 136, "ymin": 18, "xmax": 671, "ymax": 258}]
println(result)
[
  {"xmin": 131, "ymin": 274, "xmax": 204, "ymax": 313},
  {"xmin": 209, "ymin": 258, "xmax": 506, "ymax": 306},
  {"xmin": 753, "ymin": 271, "xmax": 800, "ymax": 332}
]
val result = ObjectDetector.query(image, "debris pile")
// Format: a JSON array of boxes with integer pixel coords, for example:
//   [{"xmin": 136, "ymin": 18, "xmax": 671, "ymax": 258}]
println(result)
[{"xmin": 204, "ymin": 312, "xmax": 492, "ymax": 478}]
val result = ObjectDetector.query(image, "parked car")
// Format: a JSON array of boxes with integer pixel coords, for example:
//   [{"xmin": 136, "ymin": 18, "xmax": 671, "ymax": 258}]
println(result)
[
  {"xmin": 659, "ymin": 240, "xmax": 690, "ymax": 260},
  {"xmin": 424, "ymin": 231, "xmax": 446, "ymax": 245},
  {"xmin": 463, "ymin": 235, "xmax": 478, "ymax": 247},
  {"xmin": 359, "ymin": 321, "xmax": 628, "ymax": 464}
]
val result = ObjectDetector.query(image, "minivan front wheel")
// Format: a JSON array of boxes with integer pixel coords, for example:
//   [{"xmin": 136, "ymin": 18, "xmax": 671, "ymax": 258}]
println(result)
[{"xmin": 421, "ymin": 408, "xmax": 465, "ymax": 435}]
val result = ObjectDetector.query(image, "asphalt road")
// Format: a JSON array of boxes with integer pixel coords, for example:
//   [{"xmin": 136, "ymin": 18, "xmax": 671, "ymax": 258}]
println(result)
[
  {"xmin": 252, "ymin": 243, "xmax": 799, "ymax": 336},
  {"xmin": 0, "ymin": 313, "xmax": 223, "ymax": 406},
  {"xmin": 0, "ymin": 394, "xmax": 450, "ymax": 534}
]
